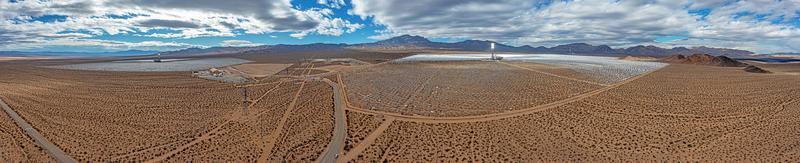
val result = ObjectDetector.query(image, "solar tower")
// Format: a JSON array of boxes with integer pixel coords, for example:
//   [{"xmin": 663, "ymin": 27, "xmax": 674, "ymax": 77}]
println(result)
[{"xmin": 490, "ymin": 42, "xmax": 496, "ymax": 60}]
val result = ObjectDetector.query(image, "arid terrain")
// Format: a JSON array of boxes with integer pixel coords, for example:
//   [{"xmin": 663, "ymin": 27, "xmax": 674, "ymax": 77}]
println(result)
[
  {"xmin": 1, "ymin": 52, "xmax": 799, "ymax": 162},
  {"xmin": 344, "ymin": 63, "xmax": 800, "ymax": 162},
  {"xmin": 6, "ymin": 0, "xmax": 800, "ymax": 161},
  {"xmin": 342, "ymin": 61, "xmax": 602, "ymax": 116}
]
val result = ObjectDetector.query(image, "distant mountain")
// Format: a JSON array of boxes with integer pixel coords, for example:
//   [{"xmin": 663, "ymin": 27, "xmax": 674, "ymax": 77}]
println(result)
[
  {"xmin": 373, "ymin": 35, "xmax": 432, "ymax": 45},
  {"xmin": 159, "ymin": 46, "xmax": 268, "ymax": 56},
  {"xmin": 663, "ymin": 54, "xmax": 748, "ymax": 67},
  {"xmin": 349, "ymin": 35, "xmax": 439, "ymax": 50},
  {"xmin": 550, "ymin": 43, "xmax": 616, "ymax": 54},
  {"xmin": 160, "ymin": 43, "xmax": 349, "ymax": 56},
  {"xmin": 689, "ymin": 46, "xmax": 753, "ymax": 56},
  {"xmin": 159, "ymin": 35, "xmax": 759, "ymax": 57},
  {"xmin": 239, "ymin": 43, "xmax": 348, "ymax": 55},
  {"xmin": 0, "ymin": 50, "xmax": 158, "ymax": 57},
  {"xmin": 347, "ymin": 35, "xmax": 755, "ymax": 57}
]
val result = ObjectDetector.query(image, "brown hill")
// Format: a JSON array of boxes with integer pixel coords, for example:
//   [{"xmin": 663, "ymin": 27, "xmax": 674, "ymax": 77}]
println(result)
[
  {"xmin": 663, "ymin": 54, "xmax": 748, "ymax": 67},
  {"xmin": 743, "ymin": 65, "xmax": 771, "ymax": 73},
  {"xmin": 664, "ymin": 54, "xmax": 686, "ymax": 62}
]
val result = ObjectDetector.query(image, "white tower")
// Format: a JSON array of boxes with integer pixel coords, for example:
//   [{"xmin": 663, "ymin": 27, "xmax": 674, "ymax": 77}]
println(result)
[
  {"xmin": 490, "ymin": 42, "xmax": 496, "ymax": 60},
  {"xmin": 154, "ymin": 53, "xmax": 162, "ymax": 62}
]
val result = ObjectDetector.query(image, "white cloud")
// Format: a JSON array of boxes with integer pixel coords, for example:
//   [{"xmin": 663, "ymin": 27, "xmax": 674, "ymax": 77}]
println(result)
[
  {"xmin": 220, "ymin": 40, "xmax": 263, "ymax": 47},
  {"xmin": 0, "ymin": 0, "xmax": 364, "ymax": 51},
  {"xmin": 352, "ymin": 0, "xmax": 800, "ymax": 53},
  {"xmin": 289, "ymin": 32, "xmax": 308, "ymax": 39},
  {"xmin": 3, "ymin": 0, "xmax": 800, "ymax": 53},
  {"xmin": 0, "ymin": 38, "xmax": 203, "ymax": 51},
  {"xmin": 319, "ymin": 0, "xmax": 347, "ymax": 9}
]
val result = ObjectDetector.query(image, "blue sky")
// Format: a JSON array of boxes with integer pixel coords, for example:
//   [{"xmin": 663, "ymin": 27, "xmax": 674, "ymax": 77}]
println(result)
[{"xmin": 2, "ymin": 0, "xmax": 800, "ymax": 53}]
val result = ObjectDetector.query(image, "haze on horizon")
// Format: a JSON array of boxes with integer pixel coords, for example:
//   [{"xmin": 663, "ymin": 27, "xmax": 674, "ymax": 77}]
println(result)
[{"xmin": 2, "ymin": 0, "xmax": 800, "ymax": 54}]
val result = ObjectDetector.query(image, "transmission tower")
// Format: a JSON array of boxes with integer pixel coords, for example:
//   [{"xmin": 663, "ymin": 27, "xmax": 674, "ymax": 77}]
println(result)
[{"xmin": 241, "ymin": 86, "xmax": 249, "ymax": 116}]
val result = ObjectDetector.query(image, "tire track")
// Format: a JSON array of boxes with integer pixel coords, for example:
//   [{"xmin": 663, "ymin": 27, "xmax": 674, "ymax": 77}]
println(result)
[
  {"xmin": 143, "ymin": 64, "xmax": 313, "ymax": 162},
  {"xmin": 257, "ymin": 63, "xmax": 314, "ymax": 162},
  {"xmin": 108, "ymin": 139, "xmax": 182, "ymax": 161},
  {"xmin": 337, "ymin": 117, "xmax": 394, "ymax": 163}
]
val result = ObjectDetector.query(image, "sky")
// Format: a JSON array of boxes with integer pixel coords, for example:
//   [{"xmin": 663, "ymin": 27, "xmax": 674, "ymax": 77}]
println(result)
[{"xmin": 1, "ymin": 0, "xmax": 800, "ymax": 54}]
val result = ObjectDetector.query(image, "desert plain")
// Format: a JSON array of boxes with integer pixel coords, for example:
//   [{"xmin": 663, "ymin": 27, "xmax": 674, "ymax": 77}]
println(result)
[{"xmin": 1, "ymin": 51, "xmax": 799, "ymax": 162}]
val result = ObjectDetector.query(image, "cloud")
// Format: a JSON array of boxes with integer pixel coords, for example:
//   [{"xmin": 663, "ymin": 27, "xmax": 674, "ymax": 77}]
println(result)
[
  {"xmin": 0, "ymin": 0, "xmax": 365, "ymax": 51},
  {"xmin": 352, "ymin": 0, "xmax": 800, "ymax": 53},
  {"xmin": 220, "ymin": 40, "xmax": 263, "ymax": 47},
  {"xmin": 3, "ymin": 0, "xmax": 800, "ymax": 53},
  {"xmin": 319, "ymin": 0, "xmax": 347, "ymax": 9},
  {"xmin": 137, "ymin": 19, "xmax": 202, "ymax": 28},
  {"xmin": 0, "ymin": 38, "xmax": 203, "ymax": 51},
  {"xmin": 105, "ymin": 0, "xmax": 322, "ymax": 31},
  {"xmin": 289, "ymin": 32, "xmax": 307, "ymax": 39}
]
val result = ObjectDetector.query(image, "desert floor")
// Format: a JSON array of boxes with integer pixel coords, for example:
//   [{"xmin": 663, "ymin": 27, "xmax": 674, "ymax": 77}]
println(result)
[{"xmin": 1, "ymin": 54, "xmax": 799, "ymax": 162}]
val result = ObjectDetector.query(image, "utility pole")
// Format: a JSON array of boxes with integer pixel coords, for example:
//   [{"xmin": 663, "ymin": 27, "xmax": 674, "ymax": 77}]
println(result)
[{"xmin": 241, "ymin": 86, "xmax": 249, "ymax": 116}]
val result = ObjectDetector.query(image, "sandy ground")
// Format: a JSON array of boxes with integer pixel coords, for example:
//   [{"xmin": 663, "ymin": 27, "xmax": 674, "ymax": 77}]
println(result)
[
  {"xmin": 346, "ymin": 64, "xmax": 800, "ymax": 162},
  {"xmin": 0, "ymin": 65, "xmax": 247, "ymax": 162},
  {"xmin": 231, "ymin": 63, "xmax": 293, "ymax": 78},
  {"xmin": 343, "ymin": 61, "xmax": 602, "ymax": 116},
  {"xmin": 0, "ymin": 60, "xmax": 338, "ymax": 161},
  {"xmin": 0, "ymin": 101, "xmax": 53, "ymax": 162},
  {"xmin": 344, "ymin": 111, "xmax": 383, "ymax": 153},
  {"xmin": 2, "ymin": 54, "xmax": 800, "ymax": 161},
  {"xmin": 163, "ymin": 81, "xmax": 334, "ymax": 162}
]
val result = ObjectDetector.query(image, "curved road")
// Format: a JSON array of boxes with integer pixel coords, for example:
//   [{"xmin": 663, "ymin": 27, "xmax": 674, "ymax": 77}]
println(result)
[
  {"xmin": 1, "ymin": 97, "xmax": 77, "ymax": 163},
  {"xmin": 318, "ymin": 78, "xmax": 347, "ymax": 163}
]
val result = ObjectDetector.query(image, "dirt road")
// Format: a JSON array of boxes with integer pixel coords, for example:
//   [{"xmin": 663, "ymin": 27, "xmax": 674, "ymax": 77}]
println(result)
[
  {"xmin": 328, "ymin": 64, "xmax": 666, "ymax": 160},
  {"xmin": 337, "ymin": 117, "xmax": 394, "ymax": 162},
  {"xmin": 258, "ymin": 64, "xmax": 315, "ymax": 162},
  {"xmin": 318, "ymin": 78, "xmax": 348, "ymax": 163},
  {"xmin": 1, "ymin": 97, "xmax": 77, "ymax": 163}
]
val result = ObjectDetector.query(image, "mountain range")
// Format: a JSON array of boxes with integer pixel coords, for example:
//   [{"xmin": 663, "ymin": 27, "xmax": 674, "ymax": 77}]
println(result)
[
  {"xmin": 347, "ymin": 35, "xmax": 755, "ymax": 57},
  {"xmin": 4, "ymin": 35, "xmax": 758, "ymax": 57},
  {"xmin": 160, "ymin": 35, "xmax": 755, "ymax": 57}
]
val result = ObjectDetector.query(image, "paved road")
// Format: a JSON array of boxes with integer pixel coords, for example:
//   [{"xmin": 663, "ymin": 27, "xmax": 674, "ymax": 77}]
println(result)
[
  {"xmin": 318, "ymin": 78, "xmax": 347, "ymax": 163},
  {"xmin": 0, "ymin": 97, "xmax": 77, "ymax": 163}
]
